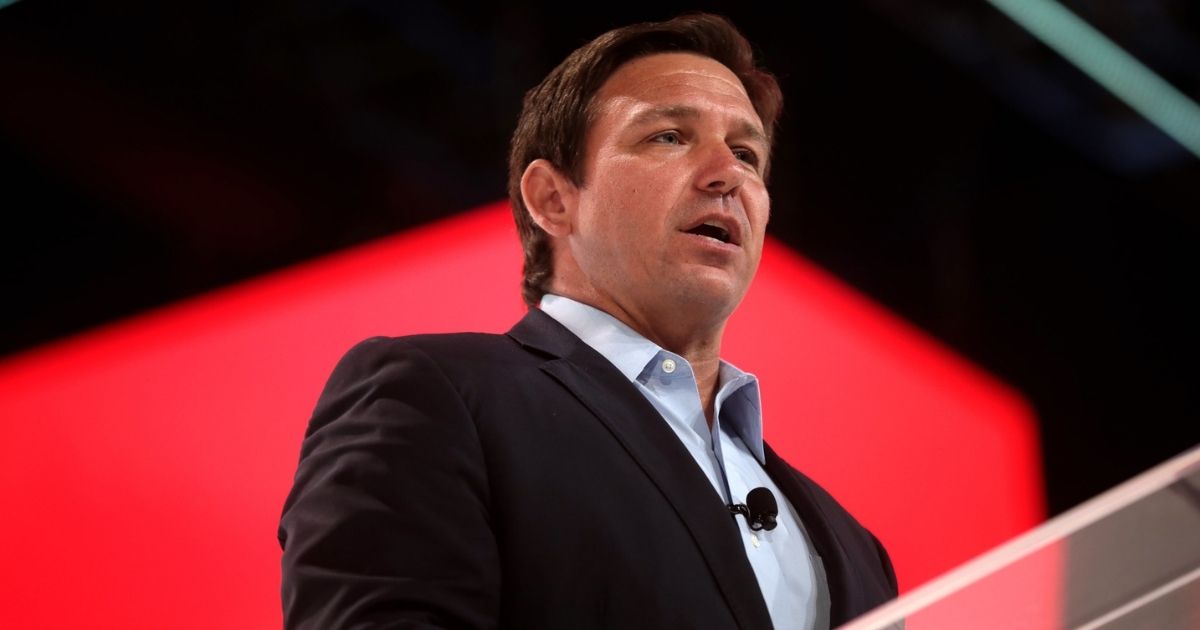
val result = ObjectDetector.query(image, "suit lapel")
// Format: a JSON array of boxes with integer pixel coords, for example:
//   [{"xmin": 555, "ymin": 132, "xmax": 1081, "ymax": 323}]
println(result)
[
  {"xmin": 509, "ymin": 310, "xmax": 774, "ymax": 630},
  {"xmin": 763, "ymin": 442, "xmax": 861, "ymax": 626}
]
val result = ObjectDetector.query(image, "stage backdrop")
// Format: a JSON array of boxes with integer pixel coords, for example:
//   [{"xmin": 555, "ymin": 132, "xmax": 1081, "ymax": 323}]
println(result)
[{"xmin": 0, "ymin": 202, "xmax": 1042, "ymax": 629}]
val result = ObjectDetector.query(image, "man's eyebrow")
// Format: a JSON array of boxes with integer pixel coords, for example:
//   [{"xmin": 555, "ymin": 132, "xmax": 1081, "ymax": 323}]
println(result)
[
  {"xmin": 628, "ymin": 104, "xmax": 702, "ymax": 127},
  {"xmin": 732, "ymin": 119, "xmax": 769, "ymax": 149},
  {"xmin": 628, "ymin": 105, "xmax": 768, "ymax": 147}
]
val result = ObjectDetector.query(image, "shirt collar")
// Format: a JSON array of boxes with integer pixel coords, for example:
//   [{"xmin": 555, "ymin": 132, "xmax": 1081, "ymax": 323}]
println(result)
[
  {"xmin": 539, "ymin": 294, "xmax": 765, "ymax": 463},
  {"xmin": 539, "ymin": 294, "xmax": 661, "ymax": 383}
]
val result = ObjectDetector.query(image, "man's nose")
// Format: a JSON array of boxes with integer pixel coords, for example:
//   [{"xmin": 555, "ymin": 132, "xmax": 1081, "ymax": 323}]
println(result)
[{"xmin": 695, "ymin": 144, "xmax": 746, "ymax": 195}]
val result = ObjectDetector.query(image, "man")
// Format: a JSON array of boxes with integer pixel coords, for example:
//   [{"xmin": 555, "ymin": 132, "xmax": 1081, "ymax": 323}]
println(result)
[{"xmin": 279, "ymin": 13, "xmax": 896, "ymax": 630}]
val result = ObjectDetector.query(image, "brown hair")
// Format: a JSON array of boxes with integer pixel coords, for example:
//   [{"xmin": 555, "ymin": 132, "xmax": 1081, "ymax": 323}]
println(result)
[{"xmin": 507, "ymin": 13, "xmax": 784, "ymax": 307}]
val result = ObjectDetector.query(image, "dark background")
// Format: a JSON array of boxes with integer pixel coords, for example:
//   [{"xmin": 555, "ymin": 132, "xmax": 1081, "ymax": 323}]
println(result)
[{"xmin": 2, "ymin": 0, "xmax": 1197, "ymax": 515}]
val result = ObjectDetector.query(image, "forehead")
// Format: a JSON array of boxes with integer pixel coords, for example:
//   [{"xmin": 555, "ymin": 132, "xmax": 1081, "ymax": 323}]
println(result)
[{"xmin": 592, "ymin": 52, "xmax": 760, "ymax": 126}]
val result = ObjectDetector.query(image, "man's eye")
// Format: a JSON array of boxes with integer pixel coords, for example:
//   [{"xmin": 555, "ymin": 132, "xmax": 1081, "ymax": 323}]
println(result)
[
  {"xmin": 652, "ymin": 132, "xmax": 682, "ymax": 144},
  {"xmin": 733, "ymin": 148, "xmax": 760, "ymax": 166}
]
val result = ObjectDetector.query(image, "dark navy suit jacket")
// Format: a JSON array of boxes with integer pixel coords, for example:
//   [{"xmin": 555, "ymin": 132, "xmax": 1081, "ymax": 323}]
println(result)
[{"xmin": 279, "ymin": 308, "xmax": 897, "ymax": 629}]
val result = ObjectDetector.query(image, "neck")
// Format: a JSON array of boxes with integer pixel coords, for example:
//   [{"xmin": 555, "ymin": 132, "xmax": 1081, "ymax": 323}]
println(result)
[
  {"xmin": 550, "ymin": 286, "xmax": 727, "ymax": 427},
  {"xmin": 631, "ymin": 317, "xmax": 726, "ymax": 429},
  {"xmin": 690, "ymin": 353, "xmax": 722, "ymax": 428}
]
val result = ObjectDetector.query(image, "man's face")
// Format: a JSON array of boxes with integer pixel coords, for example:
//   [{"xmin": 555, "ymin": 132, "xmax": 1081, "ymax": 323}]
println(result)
[{"xmin": 564, "ymin": 52, "xmax": 771, "ymax": 334}]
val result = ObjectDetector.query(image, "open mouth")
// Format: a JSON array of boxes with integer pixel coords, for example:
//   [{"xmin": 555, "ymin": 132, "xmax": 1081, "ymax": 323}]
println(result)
[{"xmin": 685, "ymin": 222, "xmax": 732, "ymax": 244}]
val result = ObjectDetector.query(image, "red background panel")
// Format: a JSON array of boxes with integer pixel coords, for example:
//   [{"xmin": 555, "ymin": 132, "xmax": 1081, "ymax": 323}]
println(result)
[{"xmin": 0, "ymin": 202, "xmax": 1042, "ymax": 628}]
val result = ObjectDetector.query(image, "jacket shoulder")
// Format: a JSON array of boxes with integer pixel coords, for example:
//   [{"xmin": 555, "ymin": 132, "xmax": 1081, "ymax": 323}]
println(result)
[
  {"xmin": 332, "ymin": 331, "xmax": 523, "ymax": 372},
  {"xmin": 320, "ymin": 332, "xmax": 543, "ymax": 416}
]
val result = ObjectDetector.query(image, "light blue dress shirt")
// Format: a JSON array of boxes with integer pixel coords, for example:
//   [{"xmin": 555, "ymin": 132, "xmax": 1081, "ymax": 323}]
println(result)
[{"xmin": 540, "ymin": 294, "xmax": 828, "ymax": 630}]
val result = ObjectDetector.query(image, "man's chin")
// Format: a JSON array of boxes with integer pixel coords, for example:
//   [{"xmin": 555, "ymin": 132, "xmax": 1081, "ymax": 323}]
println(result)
[{"xmin": 665, "ymin": 273, "xmax": 748, "ymax": 321}]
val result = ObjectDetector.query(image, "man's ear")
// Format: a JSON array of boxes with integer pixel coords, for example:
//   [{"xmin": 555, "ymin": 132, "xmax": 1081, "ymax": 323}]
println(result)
[{"xmin": 520, "ymin": 159, "xmax": 577, "ymax": 238}]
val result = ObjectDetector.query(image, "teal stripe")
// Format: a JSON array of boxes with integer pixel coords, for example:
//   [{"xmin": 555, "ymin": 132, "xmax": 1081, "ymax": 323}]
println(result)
[{"xmin": 987, "ymin": 0, "xmax": 1200, "ymax": 159}]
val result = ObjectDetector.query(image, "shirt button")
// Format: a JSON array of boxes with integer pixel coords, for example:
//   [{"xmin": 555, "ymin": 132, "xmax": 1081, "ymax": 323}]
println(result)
[
  {"xmin": 661, "ymin": 358, "xmax": 676, "ymax": 373},
  {"xmin": 751, "ymin": 533, "xmax": 760, "ymax": 548}
]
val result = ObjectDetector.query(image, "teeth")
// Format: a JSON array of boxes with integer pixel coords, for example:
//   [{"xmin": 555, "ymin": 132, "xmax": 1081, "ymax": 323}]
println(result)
[
  {"xmin": 688, "ymin": 224, "xmax": 730, "ymax": 243},
  {"xmin": 685, "ymin": 220, "xmax": 733, "ymax": 244}
]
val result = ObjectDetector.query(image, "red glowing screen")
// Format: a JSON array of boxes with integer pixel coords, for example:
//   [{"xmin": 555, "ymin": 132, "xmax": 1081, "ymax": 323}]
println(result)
[{"xmin": 0, "ymin": 202, "xmax": 1042, "ymax": 628}]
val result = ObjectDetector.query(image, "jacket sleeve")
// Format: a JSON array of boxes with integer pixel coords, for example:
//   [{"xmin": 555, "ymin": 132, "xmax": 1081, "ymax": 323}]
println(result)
[
  {"xmin": 278, "ymin": 337, "xmax": 499, "ymax": 629},
  {"xmin": 872, "ymin": 532, "xmax": 899, "ymax": 597}
]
